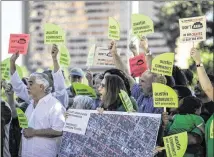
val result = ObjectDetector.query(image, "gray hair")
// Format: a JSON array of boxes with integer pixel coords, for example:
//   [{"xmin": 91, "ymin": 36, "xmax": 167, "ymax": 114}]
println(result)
[
  {"xmin": 71, "ymin": 95, "xmax": 93, "ymax": 110},
  {"xmin": 30, "ymin": 72, "xmax": 52, "ymax": 94}
]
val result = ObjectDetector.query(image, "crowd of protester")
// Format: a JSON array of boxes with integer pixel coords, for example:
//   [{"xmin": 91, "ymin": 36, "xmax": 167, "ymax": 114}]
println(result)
[{"xmin": 1, "ymin": 37, "xmax": 213, "ymax": 157}]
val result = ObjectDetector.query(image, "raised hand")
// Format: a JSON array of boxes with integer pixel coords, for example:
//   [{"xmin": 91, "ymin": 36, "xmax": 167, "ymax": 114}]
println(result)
[
  {"xmin": 129, "ymin": 41, "xmax": 137, "ymax": 53},
  {"xmin": 109, "ymin": 40, "xmax": 117, "ymax": 55},
  {"xmin": 190, "ymin": 48, "xmax": 201, "ymax": 64},
  {"xmin": 10, "ymin": 52, "xmax": 19, "ymax": 63},
  {"xmin": 139, "ymin": 36, "xmax": 149, "ymax": 52},
  {"xmin": 51, "ymin": 44, "xmax": 59, "ymax": 59}
]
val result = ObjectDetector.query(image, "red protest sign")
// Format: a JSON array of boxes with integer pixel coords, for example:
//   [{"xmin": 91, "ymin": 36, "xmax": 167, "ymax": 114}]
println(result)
[
  {"xmin": 8, "ymin": 34, "xmax": 30, "ymax": 54},
  {"xmin": 129, "ymin": 53, "xmax": 148, "ymax": 77}
]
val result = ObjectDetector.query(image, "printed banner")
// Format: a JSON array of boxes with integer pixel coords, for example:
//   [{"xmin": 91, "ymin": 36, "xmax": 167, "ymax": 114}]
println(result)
[
  {"xmin": 86, "ymin": 44, "xmax": 96, "ymax": 66},
  {"xmin": 59, "ymin": 110, "xmax": 161, "ymax": 157},
  {"xmin": 8, "ymin": 34, "xmax": 30, "ymax": 54},
  {"xmin": 63, "ymin": 109, "xmax": 91, "ymax": 135},
  {"xmin": 119, "ymin": 90, "xmax": 134, "ymax": 112},
  {"xmin": 152, "ymin": 83, "xmax": 178, "ymax": 108},
  {"xmin": 93, "ymin": 47, "xmax": 121, "ymax": 66},
  {"xmin": 163, "ymin": 132, "xmax": 188, "ymax": 157},
  {"xmin": 44, "ymin": 23, "xmax": 65, "ymax": 44},
  {"xmin": 16, "ymin": 108, "xmax": 28, "ymax": 128},
  {"xmin": 132, "ymin": 14, "xmax": 154, "ymax": 38},
  {"xmin": 179, "ymin": 16, "xmax": 206, "ymax": 42},
  {"xmin": 151, "ymin": 53, "xmax": 174, "ymax": 76},
  {"xmin": 129, "ymin": 53, "xmax": 148, "ymax": 77},
  {"xmin": 72, "ymin": 83, "xmax": 97, "ymax": 99},
  {"xmin": 108, "ymin": 17, "xmax": 120, "ymax": 40},
  {"xmin": 59, "ymin": 45, "xmax": 71, "ymax": 67}
]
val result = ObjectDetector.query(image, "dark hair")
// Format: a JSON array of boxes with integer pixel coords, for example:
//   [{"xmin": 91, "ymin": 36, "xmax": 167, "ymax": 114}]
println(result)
[
  {"xmin": 104, "ymin": 69, "xmax": 131, "ymax": 96},
  {"xmin": 165, "ymin": 76, "xmax": 176, "ymax": 87},
  {"xmin": 208, "ymin": 74, "xmax": 214, "ymax": 84},
  {"xmin": 173, "ymin": 85, "xmax": 192, "ymax": 100},
  {"xmin": 178, "ymin": 96, "xmax": 202, "ymax": 114},
  {"xmin": 172, "ymin": 66, "xmax": 188, "ymax": 86},
  {"xmin": 102, "ymin": 75, "xmax": 127, "ymax": 110},
  {"xmin": 182, "ymin": 69, "xmax": 193, "ymax": 86},
  {"xmin": 93, "ymin": 73, "xmax": 104, "ymax": 85}
]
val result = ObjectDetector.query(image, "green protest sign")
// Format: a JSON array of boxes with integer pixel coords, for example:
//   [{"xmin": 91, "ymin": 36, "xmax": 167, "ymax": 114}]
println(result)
[
  {"xmin": 1, "ymin": 58, "xmax": 23, "ymax": 80},
  {"xmin": 119, "ymin": 90, "xmax": 134, "ymax": 112},
  {"xmin": 151, "ymin": 53, "xmax": 174, "ymax": 76},
  {"xmin": 44, "ymin": 23, "xmax": 65, "ymax": 44},
  {"xmin": 108, "ymin": 17, "xmax": 120, "ymax": 40},
  {"xmin": 132, "ymin": 14, "xmax": 154, "ymax": 38},
  {"xmin": 59, "ymin": 45, "xmax": 71, "ymax": 67},
  {"xmin": 72, "ymin": 83, "xmax": 97, "ymax": 99},
  {"xmin": 86, "ymin": 44, "xmax": 96, "ymax": 66},
  {"xmin": 163, "ymin": 132, "xmax": 188, "ymax": 157},
  {"xmin": 152, "ymin": 83, "xmax": 178, "ymax": 108},
  {"xmin": 20, "ymin": 66, "xmax": 29, "ymax": 77},
  {"xmin": 16, "ymin": 108, "xmax": 28, "ymax": 128}
]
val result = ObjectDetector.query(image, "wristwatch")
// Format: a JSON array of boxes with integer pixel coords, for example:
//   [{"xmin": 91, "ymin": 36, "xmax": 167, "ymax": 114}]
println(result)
[{"xmin": 196, "ymin": 63, "xmax": 203, "ymax": 67}]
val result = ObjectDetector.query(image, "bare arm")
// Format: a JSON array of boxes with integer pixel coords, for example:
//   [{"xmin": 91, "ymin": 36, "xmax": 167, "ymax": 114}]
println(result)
[
  {"xmin": 110, "ymin": 41, "xmax": 136, "ymax": 89},
  {"xmin": 5, "ymin": 86, "xmax": 18, "ymax": 118},
  {"xmin": 190, "ymin": 48, "xmax": 213, "ymax": 101},
  {"xmin": 34, "ymin": 128, "xmax": 62, "ymax": 137},
  {"xmin": 10, "ymin": 53, "xmax": 19, "ymax": 75},
  {"xmin": 51, "ymin": 44, "xmax": 60, "ymax": 73},
  {"xmin": 86, "ymin": 70, "xmax": 94, "ymax": 88}
]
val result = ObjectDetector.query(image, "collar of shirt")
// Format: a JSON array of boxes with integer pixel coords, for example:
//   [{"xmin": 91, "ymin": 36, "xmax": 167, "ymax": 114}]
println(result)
[{"xmin": 32, "ymin": 93, "xmax": 52, "ymax": 107}]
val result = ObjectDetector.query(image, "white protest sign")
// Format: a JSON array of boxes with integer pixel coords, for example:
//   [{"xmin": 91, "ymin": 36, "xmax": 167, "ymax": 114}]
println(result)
[
  {"xmin": 179, "ymin": 16, "xmax": 206, "ymax": 42},
  {"xmin": 93, "ymin": 46, "xmax": 121, "ymax": 66},
  {"xmin": 63, "ymin": 109, "xmax": 91, "ymax": 135}
]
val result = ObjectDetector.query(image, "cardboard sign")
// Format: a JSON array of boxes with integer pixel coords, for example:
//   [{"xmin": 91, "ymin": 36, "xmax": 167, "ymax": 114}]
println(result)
[
  {"xmin": 8, "ymin": 34, "xmax": 30, "ymax": 54},
  {"xmin": 119, "ymin": 90, "xmax": 134, "ymax": 112},
  {"xmin": 163, "ymin": 132, "xmax": 188, "ymax": 157},
  {"xmin": 59, "ymin": 45, "xmax": 71, "ymax": 67},
  {"xmin": 64, "ymin": 109, "xmax": 91, "ymax": 135},
  {"xmin": 211, "ymin": 120, "xmax": 213, "ymax": 138},
  {"xmin": 129, "ymin": 53, "xmax": 148, "ymax": 77},
  {"xmin": 60, "ymin": 110, "xmax": 161, "ymax": 157},
  {"xmin": 108, "ymin": 17, "xmax": 120, "ymax": 40},
  {"xmin": 152, "ymin": 83, "xmax": 178, "ymax": 108},
  {"xmin": 93, "ymin": 47, "xmax": 121, "ymax": 66},
  {"xmin": 132, "ymin": 14, "xmax": 154, "ymax": 38},
  {"xmin": 179, "ymin": 16, "xmax": 206, "ymax": 42},
  {"xmin": 16, "ymin": 108, "xmax": 28, "ymax": 128},
  {"xmin": 151, "ymin": 53, "xmax": 174, "ymax": 76},
  {"xmin": 44, "ymin": 23, "xmax": 65, "ymax": 44},
  {"xmin": 72, "ymin": 83, "xmax": 97, "ymax": 99},
  {"xmin": 1, "ymin": 58, "xmax": 23, "ymax": 80},
  {"xmin": 86, "ymin": 44, "xmax": 96, "ymax": 66}
]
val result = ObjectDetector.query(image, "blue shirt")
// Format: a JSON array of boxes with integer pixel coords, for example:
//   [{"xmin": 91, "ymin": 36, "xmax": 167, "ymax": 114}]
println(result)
[{"xmin": 131, "ymin": 83, "xmax": 163, "ymax": 113}]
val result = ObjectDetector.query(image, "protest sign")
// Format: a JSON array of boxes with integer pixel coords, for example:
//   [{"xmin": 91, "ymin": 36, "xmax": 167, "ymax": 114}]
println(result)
[
  {"xmin": 179, "ymin": 16, "xmax": 206, "ymax": 43},
  {"xmin": 20, "ymin": 66, "xmax": 29, "ymax": 77},
  {"xmin": 1, "ymin": 58, "xmax": 23, "ymax": 80},
  {"xmin": 44, "ymin": 23, "xmax": 65, "ymax": 44},
  {"xmin": 152, "ymin": 83, "xmax": 178, "ymax": 108},
  {"xmin": 86, "ymin": 44, "xmax": 96, "ymax": 66},
  {"xmin": 151, "ymin": 53, "xmax": 174, "ymax": 76},
  {"xmin": 93, "ymin": 47, "xmax": 121, "ymax": 66},
  {"xmin": 63, "ymin": 109, "xmax": 91, "ymax": 135},
  {"xmin": 8, "ymin": 34, "xmax": 30, "ymax": 54},
  {"xmin": 16, "ymin": 108, "xmax": 28, "ymax": 128},
  {"xmin": 129, "ymin": 53, "xmax": 148, "ymax": 77},
  {"xmin": 132, "ymin": 14, "xmax": 154, "ymax": 38},
  {"xmin": 72, "ymin": 83, "xmax": 97, "ymax": 99},
  {"xmin": 163, "ymin": 132, "xmax": 188, "ymax": 157},
  {"xmin": 59, "ymin": 45, "xmax": 71, "ymax": 67},
  {"xmin": 59, "ymin": 110, "xmax": 161, "ymax": 157},
  {"xmin": 108, "ymin": 17, "xmax": 120, "ymax": 40},
  {"xmin": 119, "ymin": 90, "xmax": 134, "ymax": 112}
]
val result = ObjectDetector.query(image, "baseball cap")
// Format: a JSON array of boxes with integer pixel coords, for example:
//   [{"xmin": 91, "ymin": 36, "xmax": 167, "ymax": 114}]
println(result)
[{"xmin": 70, "ymin": 68, "xmax": 84, "ymax": 77}]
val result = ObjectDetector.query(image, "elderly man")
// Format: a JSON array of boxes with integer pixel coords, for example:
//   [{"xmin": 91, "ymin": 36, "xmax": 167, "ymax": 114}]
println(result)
[{"xmin": 19, "ymin": 72, "xmax": 65, "ymax": 157}]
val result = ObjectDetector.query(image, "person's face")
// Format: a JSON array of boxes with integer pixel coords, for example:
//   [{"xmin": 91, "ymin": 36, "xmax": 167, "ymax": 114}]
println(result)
[
  {"xmin": 70, "ymin": 75, "xmax": 83, "ymax": 83},
  {"xmin": 98, "ymin": 79, "xmax": 106, "ymax": 101},
  {"xmin": 139, "ymin": 71, "xmax": 153, "ymax": 95},
  {"xmin": 27, "ymin": 76, "xmax": 43, "ymax": 97}
]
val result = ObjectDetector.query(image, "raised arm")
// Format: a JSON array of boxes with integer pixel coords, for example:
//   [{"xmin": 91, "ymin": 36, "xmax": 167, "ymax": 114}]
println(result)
[
  {"xmin": 51, "ymin": 44, "xmax": 60, "ymax": 73},
  {"xmin": 10, "ymin": 54, "xmax": 31, "ymax": 103},
  {"xmin": 139, "ymin": 37, "xmax": 152, "ymax": 70},
  {"xmin": 190, "ymin": 48, "xmax": 213, "ymax": 101},
  {"xmin": 109, "ymin": 41, "xmax": 136, "ymax": 89},
  {"xmin": 129, "ymin": 41, "xmax": 139, "ymax": 57}
]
